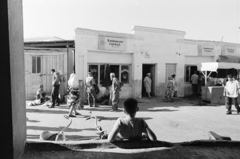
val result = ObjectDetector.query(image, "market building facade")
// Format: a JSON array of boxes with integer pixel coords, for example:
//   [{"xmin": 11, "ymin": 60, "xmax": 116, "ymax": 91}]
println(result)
[{"xmin": 74, "ymin": 26, "xmax": 240, "ymax": 99}]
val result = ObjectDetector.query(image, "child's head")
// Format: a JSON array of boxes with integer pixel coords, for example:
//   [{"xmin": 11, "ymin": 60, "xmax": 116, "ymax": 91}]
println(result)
[
  {"xmin": 123, "ymin": 98, "xmax": 139, "ymax": 117},
  {"xmin": 39, "ymin": 85, "xmax": 43, "ymax": 90}
]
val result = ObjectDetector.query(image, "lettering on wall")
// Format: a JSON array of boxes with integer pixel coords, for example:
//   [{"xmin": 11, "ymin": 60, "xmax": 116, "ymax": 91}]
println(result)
[
  {"xmin": 198, "ymin": 45, "xmax": 215, "ymax": 56},
  {"xmin": 222, "ymin": 46, "xmax": 236, "ymax": 55},
  {"xmin": 98, "ymin": 36, "xmax": 126, "ymax": 51}
]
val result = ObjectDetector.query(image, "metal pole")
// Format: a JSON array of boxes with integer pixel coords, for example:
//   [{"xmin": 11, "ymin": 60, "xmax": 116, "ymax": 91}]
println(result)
[{"xmin": 205, "ymin": 71, "xmax": 207, "ymax": 101}]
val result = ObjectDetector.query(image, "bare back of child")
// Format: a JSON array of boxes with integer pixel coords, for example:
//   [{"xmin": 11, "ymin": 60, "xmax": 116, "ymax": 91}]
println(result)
[{"xmin": 107, "ymin": 98, "xmax": 157, "ymax": 142}]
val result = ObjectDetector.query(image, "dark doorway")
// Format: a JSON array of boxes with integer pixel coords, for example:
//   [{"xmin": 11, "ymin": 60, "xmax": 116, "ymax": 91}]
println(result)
[{"xmin": 142, "ymin": 64, "xmax": 156, "ymax": 97}]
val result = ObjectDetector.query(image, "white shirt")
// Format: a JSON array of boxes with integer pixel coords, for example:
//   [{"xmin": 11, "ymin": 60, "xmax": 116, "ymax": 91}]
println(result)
[{"xmin": 225, "ymin": 80, "xmax": 240, "ymax": 98}]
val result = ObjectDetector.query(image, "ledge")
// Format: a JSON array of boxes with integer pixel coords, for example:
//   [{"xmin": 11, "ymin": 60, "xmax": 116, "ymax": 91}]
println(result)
[{"xmin": 132, "ymin": 25, "xmax": 186, "ymax": 36}]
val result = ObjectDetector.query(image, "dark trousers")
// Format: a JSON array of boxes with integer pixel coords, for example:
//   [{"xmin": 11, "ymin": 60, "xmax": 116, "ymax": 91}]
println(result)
[
  {"xmin": 226, "ymin": 97, "xmax": 240, "ymax": 112},
  {"xmin": 192, "ymin": 84, "xmax": 198, "ymax": 96},
  {"xmin": 51, "ymin": 85, "xmax": 60, "ymax": 106}
]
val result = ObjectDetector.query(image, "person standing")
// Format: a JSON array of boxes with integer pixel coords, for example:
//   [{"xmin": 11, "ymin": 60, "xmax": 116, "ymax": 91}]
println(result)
[
  {"xmin": 191, "ymin": 71, "xmax": 199, "ymax": 97},
  {"xmin": 224, "ymin": 74, "xmax": 240, "ymax": 115},
  {"xmin": 144, "ymin": 73, "xmax": 152, "ymax": 99},
  {"xmin": 110, "ymin": 73, "xmax": 120, "ymax": 111},
  {"xmin": 85, "ymin": 72, "xmax": 98, "ymax": 107},
  {"xmin": 49, "ymin": 69, "xmax": 60, "ymax": 108},
  {"xmin": 59, "ymin": 71, "xmax": 66, "ymax": 103},
  {"xmin": 164, "ymin": 76, "xmax": 175, "ymax": 102},
  {"xmin": 171, "ymin": 74, "xmax": 177, "ymax": 97}
]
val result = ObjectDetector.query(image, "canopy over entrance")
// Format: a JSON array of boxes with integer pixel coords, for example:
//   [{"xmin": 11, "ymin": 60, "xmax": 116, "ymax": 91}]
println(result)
[
  {"xmin": 197, "ymin": 62, "xmax": 240, "ymax": 72},
  {"xmin": 197, "ymin": 62, "xmax": 240, "ymax": 101}
]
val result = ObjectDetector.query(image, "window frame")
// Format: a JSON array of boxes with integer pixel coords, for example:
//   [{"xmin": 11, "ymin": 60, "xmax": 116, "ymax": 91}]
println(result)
[
  {"xmin": 88, "ymin": 63, "xmax": 131, "ymax": 86},
  {"xmin": 32, "ymin": 56, "xmax": 42, "ymax": 74}
]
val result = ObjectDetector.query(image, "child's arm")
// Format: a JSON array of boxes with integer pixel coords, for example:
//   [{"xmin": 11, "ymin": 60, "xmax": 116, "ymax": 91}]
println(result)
[
  {"xmin": 144, "ymin": 121, "xmax": 157, "ymax": 141},
  {"xmin": 107, "ymin": 119, "xmax": 120, "ymax": 142}
]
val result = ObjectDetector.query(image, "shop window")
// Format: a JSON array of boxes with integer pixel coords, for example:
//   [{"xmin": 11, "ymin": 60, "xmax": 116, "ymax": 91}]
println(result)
[
  {"xmin": 32, "ymin": 56, "xmax": 41, "ymax": 73},
  {"xmin": 109, "ymin": 65, "xmax": 119, "ymax": 80},
  {"xmin": 185, "ymin": 65, "xmax": 197, "ymax": 82},
  {"xmin": 121, "ymin": 65, "xmax": 129, "ymax": 84},
  {"xmin": 88, "ymin": 64, "xmax": 131, "ymax": 86},
  {"xmin": 89, "ymin": 65, "xmax": 98, "ymax": 84}
]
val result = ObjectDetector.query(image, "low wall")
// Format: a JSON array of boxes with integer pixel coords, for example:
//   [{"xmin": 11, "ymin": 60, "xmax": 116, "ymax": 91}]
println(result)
[{"xmin": 22, "ymin": 140, "xmax": 240, "ymax": 159}]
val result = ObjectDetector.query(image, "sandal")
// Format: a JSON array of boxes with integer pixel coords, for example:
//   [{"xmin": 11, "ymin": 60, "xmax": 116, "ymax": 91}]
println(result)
[
  {"xmin": 68, "ymin": 114, "xmax": 76, "ymax": 117},
  {"xmin": 75, "ymin": 112, "xmax": 81, "ymax": 115}
]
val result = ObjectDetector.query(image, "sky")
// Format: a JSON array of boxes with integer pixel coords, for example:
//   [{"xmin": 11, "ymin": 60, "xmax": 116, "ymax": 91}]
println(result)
[{"xmin": 23, "ymin": 0, "xmax": 240, "ymax": 43}]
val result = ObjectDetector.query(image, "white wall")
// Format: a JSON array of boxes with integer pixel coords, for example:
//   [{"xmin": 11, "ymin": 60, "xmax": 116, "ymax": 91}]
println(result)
[{"xmin": 133, "ymin": 27, "xmax": 186, "ymax": 97}]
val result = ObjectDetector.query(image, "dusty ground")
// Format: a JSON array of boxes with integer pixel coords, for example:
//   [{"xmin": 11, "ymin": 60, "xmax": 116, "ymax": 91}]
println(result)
[
  {"xmin": 26, "ymin": 97, "xmax": 240, "ymax": 142},
  {"xmin": 23, "ymin": 97, "xmax": 240, "ymax": 158}
]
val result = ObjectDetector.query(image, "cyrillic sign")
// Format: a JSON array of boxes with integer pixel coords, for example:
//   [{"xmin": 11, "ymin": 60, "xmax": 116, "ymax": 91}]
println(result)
[
  {"xmin": 198, "ymin": 45, "xmax": 215, "ymax": 56},
  {"xmin": 98, "ymin": 36, "xmax": 126, "ymax": 51}
]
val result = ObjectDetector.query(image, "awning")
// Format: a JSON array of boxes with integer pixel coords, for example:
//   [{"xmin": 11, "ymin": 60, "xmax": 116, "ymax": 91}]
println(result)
[{"xmin": 197, "ymin": 62, "xmax": 240, "ymax": 72}]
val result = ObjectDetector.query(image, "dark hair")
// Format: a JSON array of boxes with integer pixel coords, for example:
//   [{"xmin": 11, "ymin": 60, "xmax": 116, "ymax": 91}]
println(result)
[
  {"xmin": 171, "ymin": 74, "xmax": 175, "ymax": 78},
  {"xmin": 51, "ymin": 69, "xmax": 55, "ymax": 72},
  {"xmin": 123, "ymin": 98, "xmax": 138, "ymax": 116},
  {"xmin": 227, "ymin": 74, "xmax": 233, "ymax": 78}
]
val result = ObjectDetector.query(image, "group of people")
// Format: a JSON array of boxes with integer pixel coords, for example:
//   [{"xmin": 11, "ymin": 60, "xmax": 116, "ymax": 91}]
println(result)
[
  {"xmin": 85, "ymin": 72, "xmax": 122, "ymax": 112},
  {"xmin": 143, "ymin": 73, "xmax": 177, "ymax": 102}
]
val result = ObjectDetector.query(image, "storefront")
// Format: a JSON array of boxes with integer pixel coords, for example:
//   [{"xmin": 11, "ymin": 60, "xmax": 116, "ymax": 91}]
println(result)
[{"xmin": 74, "ymin": 26, "xmax": 240, "ymax": 99}]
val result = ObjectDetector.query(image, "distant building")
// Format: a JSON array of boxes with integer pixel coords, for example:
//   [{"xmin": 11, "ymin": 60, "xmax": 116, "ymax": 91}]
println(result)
[
  {"xmin": 73, "ymin": 26, "xmax": 240, "ymax": 99},
  {"xmin": 24, "ymin": 36, "xmax": 74, "ymax": 99}
]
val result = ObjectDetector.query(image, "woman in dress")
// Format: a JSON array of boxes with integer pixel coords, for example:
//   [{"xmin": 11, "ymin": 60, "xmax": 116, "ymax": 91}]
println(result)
[
  {"xmin": 144, "ymin": 73, "xmax": 152, "ymax": 99},
  {"xmin": 59, "ymin": 71, "xmax": 66, "ymax": 103},
  {"xmin": 165, "ymin": 76, "xmax": 175, "ymax": 102}
]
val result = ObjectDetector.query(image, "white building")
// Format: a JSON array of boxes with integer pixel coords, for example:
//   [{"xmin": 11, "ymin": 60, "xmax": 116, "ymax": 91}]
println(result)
[{"xmin": 74, "ymin": 26, "xmax": 240, "ymax": 99}]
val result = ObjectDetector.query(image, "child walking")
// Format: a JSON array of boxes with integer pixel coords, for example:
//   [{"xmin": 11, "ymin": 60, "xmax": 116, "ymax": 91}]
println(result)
[
  {"xmin": 108, "ymin": 98, "xmax": 157, "ymax": 142},
  {"xmin": 67, "ymin": 87, "xmax": 81, "ymax": 117}
]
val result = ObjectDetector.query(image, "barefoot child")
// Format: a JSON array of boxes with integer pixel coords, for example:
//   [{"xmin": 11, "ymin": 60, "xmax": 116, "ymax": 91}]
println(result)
[{"xmin": 108, "ymin": 98, "xmax": 157, "ymax": 142}]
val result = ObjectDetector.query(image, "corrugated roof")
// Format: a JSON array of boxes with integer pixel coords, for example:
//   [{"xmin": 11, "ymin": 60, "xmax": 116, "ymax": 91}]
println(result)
[{"xmin": 24, "ymin": 36, "xmax": 65, "ymax": 42}]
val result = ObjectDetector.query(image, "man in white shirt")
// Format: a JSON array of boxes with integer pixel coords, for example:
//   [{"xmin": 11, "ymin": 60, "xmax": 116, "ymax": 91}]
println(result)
[
  {"xmin": 191, "ymin": 71, "xmax": 199, "ymax": 97},
  {"xmin": 224, "ymin": 74, "xmax": 240, "ymax": 115}
]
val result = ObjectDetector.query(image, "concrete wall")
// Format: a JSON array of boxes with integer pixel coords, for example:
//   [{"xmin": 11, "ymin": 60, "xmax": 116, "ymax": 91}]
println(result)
[
  {"xmin": 75, "ymin": 29, "xmax": 137, "ymax": 99},
  {"xmin": 133, "ymin": 26, "xmax": 186, "ymax": 97},
  {"xmin": 0, "ymin": 0, "xmax": 26, "ymax": 158},
  {"xmin": 75, "ymin": 26, "xmax": 240, "ymax": 99}
]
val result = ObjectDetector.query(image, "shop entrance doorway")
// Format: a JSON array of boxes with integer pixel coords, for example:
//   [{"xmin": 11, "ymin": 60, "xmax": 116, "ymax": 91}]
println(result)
[{"xmin": 142, "ymin": 64, "xmax": 156, "ymax": 97}]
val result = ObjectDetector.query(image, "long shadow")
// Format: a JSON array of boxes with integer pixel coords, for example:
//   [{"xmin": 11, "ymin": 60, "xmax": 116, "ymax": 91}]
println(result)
[
  {"xmin": 26, "ymin": 117, "xmax": 40, "ymax": 123},
  {"xmin": 26, "ymin": 109, "xmax": 69, "ymax": 114},
  {"xmin": 86, "ymin": 116, "xmax": 153, "ymax": 121},
  {"xmin": 83, "ymin": 107, "xmax": 123, "ymax": 112},
  {"xmin": 147, "ymin": 109, "xmax": 178, "ymax": 112},
  {"xmin": 136, "ymin": 97, "xmax": 220, "ymax": 112},
  {"xmin": 27, "ymin": 126, "xmax": 97, "ymax": 132}
]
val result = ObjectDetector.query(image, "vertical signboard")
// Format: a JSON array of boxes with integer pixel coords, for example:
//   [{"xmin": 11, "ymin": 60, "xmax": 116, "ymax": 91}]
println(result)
[{"xmin": 98, "ymin": 36, "xmax": 126, "ymax": 51}]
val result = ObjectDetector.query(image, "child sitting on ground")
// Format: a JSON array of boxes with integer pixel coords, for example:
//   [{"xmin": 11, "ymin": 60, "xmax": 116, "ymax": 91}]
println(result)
[
  {"xmin": 30, "ymin": 85, "xmax": 49, "ymax": 106},
  {"xmin": 36, "ymin": 85, "xmax": 49, "ymax": 103},
  {"xmin": 107, "ymin": 98, "xmax": 157, "ymax": 142}
]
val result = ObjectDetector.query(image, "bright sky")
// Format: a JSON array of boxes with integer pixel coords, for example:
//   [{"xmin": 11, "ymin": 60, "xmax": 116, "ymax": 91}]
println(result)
[{"xmin": 23, "ymin": 0, "xmax": 240, "ymax": 43}]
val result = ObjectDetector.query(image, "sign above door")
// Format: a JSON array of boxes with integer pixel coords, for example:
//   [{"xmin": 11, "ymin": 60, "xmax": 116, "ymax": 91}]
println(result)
[{"xmin": 98, "ymin": 36, "xmax": 126, "ymax": 51}]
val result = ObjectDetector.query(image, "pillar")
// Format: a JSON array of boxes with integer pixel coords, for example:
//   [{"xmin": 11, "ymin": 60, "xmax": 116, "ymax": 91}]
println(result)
[{"xmin": 0, "ymin": 0, "xmax": 26, "ymax": 158}]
